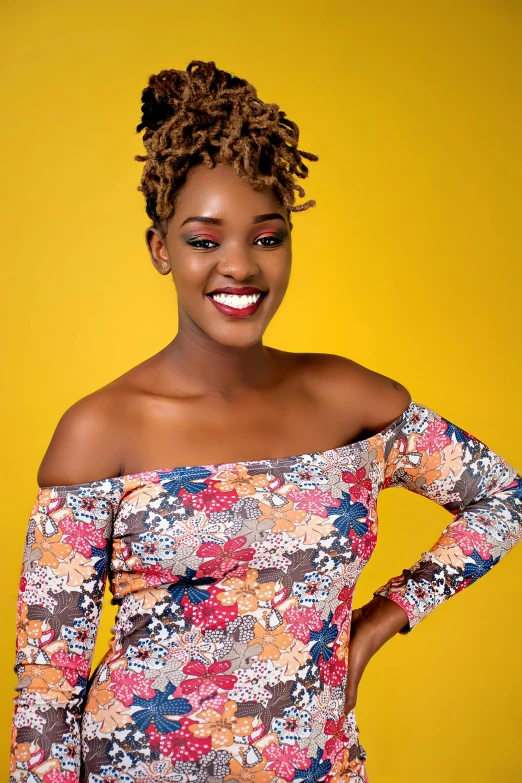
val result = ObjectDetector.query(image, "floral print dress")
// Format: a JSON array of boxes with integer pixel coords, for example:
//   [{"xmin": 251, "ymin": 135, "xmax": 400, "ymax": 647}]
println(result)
[{"xmin": 11, "ymin": 400, "xmax": 522, "ymax": 783}]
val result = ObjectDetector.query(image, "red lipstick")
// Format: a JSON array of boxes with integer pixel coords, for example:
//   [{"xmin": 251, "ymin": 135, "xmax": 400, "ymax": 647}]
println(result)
[{"xmin": 206, "ymin": 288, "xmax": 268, "ymax": 319}]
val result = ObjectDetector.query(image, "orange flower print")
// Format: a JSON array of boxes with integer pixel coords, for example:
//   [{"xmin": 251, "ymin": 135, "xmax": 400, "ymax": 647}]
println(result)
[
  {"xmin": 439, "ymin": 439, "xmax": 464, "ymax": 481},
  {"xmin": 91, "ymin": 699, "xmax": 132, "ymax": 734},
  {"xmin": 16, "ymin": 602, "xmax": 44, "ymax": 650},
  {"xmin": 329, "ymin": 744, "xmax": 367, "ymax": 782},
  {"xmin": 214, "ymin": 466, "xmax": 270, "ymax": 497},
  {"xmin": 85, "ymin": 679, "xmax": 115, "ymax": 715},
  {"xmin": 10, "ymin": 724, "xmax": 36, "ymax": 771},
  {"xmin": 112, "ymin": 570, "xmax": 147, "ymax": 599},
  {"xmin": 257, "ymin": 500, "xmax": 307, "ymax": 534},
  {"xmin": 248, "ymin": 619, "xmax": 294, "ymax": 661},
  {"xmin": 189, "ymin": 699, "xmax": 254, "ymax": 748},
  {"xmin": 224, "ymin": 755, "xmax": 276, "ymax": 783},
  {"xmin": 403, "ymin": 441, "xmax": 442, "ymax": 488},
  {"xmin": 22, "ymin": 664, "xmax": 63, "ymax": 694},
  {"xmin": 217, "ymin": 568, "xmax": 276, "ymax": 614},
  {"xmin": 31, "ymin": 527, "xmax": 72, "ymax": 568}
]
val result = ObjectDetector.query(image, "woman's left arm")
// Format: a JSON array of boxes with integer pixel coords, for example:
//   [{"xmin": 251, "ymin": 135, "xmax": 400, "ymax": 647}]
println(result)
[{"xmin": 372, "ymin": 401, "xmax": 522, "ymax": 633}]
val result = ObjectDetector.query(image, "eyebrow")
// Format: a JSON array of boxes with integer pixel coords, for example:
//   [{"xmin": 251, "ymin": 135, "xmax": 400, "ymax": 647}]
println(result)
[{"xmin": 179, "ymin": 212, "xmax": 286, "ymax": 227}]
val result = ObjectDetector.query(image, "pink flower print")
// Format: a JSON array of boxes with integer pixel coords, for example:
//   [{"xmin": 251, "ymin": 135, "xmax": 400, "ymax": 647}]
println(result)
[
  {"xmin": 286, "ymin": 488, "xmax": 340, "ymax": 518},
  {"xmin": 324, "ymin": 716, "xmax": 350, "ymax": 764},
  {"xmin": 146, "ymin": 718, "xmax": 211, "ymax": 761},
  {"xmin": 50, "ymin": 651, "xmax": 90, "ymax": 686},
  {"xmin": 332, "ymin": 585, "xmax": 354, "ymax": 628},
  {"xmin": 263, "ymin": 741, "xmax": 312, "ymax": 780},
  {"xmin": 109, "ymin": 667, "xmax": 156, "ymax": 707},
  {"xmin": 136, "ymin": 564, "xmax": 176, "ymax": 588},
  {"xmin": 179, "ymin": 660, "xmax": 237, "ymax": 699},
  {"xmin": 318, "ymin": 649, "xmax": 346, "ymax": 687},
  {"xmin": 188, "ymin": 586, "xmax": 239, "ymax": 630},
  {"xmin": 59, "ymin": 517, "xmax": 106, "ymax": 558},
  {"xmin": 416, "ymin": 418, "xmax": 451, "ymax": 455},
  {"xmin": 196, "ymin": 536, "xmax": 255, "ymax": 579},
  {"xmin": 284, "ymin": 606, "xmax": 323, "ymax": 643},
  {"xmin": 180, "ymin": 481, "xmax": 238, "ymax": 514},
  {"xmin": 341, "ymin": 467, "xmax": 372, "ymax": 504},
  {"xmin": 448, "ymin": 524, "xmax": 493, "ymax": 559},
  {"xmin": 348, "ymin": 528, "xmax": 377, "ymax": 560},
  {"xmin": 44, "ymin": 771, "xmax": 78, "ymax": 783}
]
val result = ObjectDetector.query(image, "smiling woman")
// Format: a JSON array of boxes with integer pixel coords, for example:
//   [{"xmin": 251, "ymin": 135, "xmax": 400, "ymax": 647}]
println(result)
[{"xmin": 10, "ymin": 58, "xmax": 522, "ymax": 783}]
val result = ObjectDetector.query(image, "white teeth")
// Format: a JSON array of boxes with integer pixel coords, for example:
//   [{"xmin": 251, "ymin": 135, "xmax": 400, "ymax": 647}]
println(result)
[{"xmin": 210, "ymin": 292, "xmax": 263, "ymax": 309}]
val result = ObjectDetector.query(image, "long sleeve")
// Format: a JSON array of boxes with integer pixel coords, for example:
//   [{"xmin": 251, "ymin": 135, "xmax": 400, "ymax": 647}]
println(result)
[
  {"xmin": 373, "ymin": 401, "xmax": 522, "ymax": 634},
  {"xmin": 10, "ymin": 478, "xmax": 122, "ymax": 783}
]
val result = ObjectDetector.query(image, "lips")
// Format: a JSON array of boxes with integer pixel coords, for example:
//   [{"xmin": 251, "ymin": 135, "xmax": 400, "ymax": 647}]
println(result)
[{"xmin": 206, "ymin": 288, "xmax": 268, "ymax": 319}]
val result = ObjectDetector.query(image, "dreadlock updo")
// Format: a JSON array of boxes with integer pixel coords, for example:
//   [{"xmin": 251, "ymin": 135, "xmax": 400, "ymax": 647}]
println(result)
[{"xmin": 134, "ymin": 60, "xmax": 319, "ymax": 232}]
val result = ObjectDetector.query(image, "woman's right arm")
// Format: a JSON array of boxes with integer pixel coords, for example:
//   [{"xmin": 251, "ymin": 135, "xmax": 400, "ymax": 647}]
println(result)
[{"xmin": 11, "ymin": 396, "xmax": 124, "ymax": 783}]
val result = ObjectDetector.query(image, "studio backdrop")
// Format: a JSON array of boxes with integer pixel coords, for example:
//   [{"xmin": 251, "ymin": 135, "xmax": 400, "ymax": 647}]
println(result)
[{"xmin": 2, "ymin": 1, "xmax": 521, "ymax": 781}]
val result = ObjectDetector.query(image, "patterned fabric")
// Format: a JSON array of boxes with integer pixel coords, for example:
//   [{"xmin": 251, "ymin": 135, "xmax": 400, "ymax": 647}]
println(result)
[{"xmin": 11, "ymin": 400, "xmax": 522, "ymax": 783}]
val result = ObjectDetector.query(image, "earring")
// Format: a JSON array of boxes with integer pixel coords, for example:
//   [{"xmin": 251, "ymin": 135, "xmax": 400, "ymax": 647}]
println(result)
[
  {"xmin": 161, "ymin": 262, "xmax": 168, "ymax": 269},
  {"xmin": 225, "ymin": 263, "xmax": 228, "ymax": 266}
]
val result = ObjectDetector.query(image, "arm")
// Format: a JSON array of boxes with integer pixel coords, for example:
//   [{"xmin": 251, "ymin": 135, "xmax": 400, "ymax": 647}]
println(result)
[
  {"xmin": 373, "ymin": 401, "xmax": 522, "ymax": 633},
  {"xmin": 11, "ymin": 479, "xmax": 122, "ymax": 782},
  {"xmin": 11, "ymin": 397, "xmax": 124, "ymax": 782}
]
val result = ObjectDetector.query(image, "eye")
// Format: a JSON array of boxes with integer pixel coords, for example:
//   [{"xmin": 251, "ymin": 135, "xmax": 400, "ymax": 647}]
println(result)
[
  {"xmin": 254, "ymin": 234, "xmax": 283, "ymax": 247},
  {"xmin": 186, "ymin": 238, "xmax": 219, "ymax": 250}
]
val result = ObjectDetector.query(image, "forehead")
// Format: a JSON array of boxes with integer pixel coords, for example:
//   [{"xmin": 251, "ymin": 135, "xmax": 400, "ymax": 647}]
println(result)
[{"xmin": 172, "ymin": 162, "xmax": 283, "ymax": 223}]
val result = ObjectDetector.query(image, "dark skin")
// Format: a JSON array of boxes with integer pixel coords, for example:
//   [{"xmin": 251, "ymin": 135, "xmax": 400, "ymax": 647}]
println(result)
[{"xmin": 38, "ymin": 160, "xmax": 411, "ymax": 715}]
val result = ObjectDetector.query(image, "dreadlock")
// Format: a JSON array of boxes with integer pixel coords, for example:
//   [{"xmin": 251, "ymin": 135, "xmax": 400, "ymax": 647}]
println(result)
[{"xmin": 134, "ymin": 60, "xmax": 319, "ymax": 233}]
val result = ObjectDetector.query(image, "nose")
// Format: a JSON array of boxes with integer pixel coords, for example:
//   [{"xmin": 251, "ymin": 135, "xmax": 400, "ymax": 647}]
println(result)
[{"xmin": 218, "ymin": 243, "xmax": 260, "ymax": 279}]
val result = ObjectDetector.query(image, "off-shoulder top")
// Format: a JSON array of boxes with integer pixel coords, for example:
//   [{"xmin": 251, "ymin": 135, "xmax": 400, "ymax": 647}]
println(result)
[{"xmin": 10, "ymin": 400, "xmax": 522, "ymax": 783}]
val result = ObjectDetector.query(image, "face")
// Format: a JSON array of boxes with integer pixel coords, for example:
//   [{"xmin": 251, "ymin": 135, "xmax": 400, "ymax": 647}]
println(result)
[{"xmin": 146, "ymin": 162, "xmax": 292, "ymax": 347}]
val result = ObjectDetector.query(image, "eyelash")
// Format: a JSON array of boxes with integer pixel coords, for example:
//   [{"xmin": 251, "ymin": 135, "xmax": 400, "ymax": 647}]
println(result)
[{"xmin": 186, "ymin": 234, "xmax": 283, "ymax": 250}]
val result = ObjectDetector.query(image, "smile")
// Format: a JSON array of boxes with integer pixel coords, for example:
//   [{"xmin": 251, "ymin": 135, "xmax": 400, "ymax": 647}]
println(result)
[{"xmin": 206, "ymin": 290, "xmax": 268, "ymax": 318}]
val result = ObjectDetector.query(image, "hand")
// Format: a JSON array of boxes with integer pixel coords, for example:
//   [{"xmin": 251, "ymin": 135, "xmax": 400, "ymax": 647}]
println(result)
[{"xmin": 343, "ymin": 595, "xmax": 409, "ymax": 714}]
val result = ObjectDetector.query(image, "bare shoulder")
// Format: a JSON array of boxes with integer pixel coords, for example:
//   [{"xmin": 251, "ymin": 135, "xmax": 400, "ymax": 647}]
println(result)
[
  {"xmin": 298, "ymin": 352, "xmax": 412, "ymax": 431},
  {"xmin": 36, "ymin": 386, "xmax": 127, "ymax": 488}
]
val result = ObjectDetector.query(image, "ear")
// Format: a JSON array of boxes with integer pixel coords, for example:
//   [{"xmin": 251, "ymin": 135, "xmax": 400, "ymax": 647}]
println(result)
[{"xmin": 145, "ymin": 225, "xmax": 171, "ymax": 275}]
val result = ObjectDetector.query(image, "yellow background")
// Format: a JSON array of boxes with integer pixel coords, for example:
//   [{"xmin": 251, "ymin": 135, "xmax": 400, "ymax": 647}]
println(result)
[{"xmin": 2, "ymin": 1, "xmax": 521, "ymax": 780}]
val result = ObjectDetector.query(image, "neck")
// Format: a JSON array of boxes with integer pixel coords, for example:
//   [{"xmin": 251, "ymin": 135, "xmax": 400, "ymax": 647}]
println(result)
[{"xmin": 160, "ymin": 326, "xmax": 279, "ymax": 398}]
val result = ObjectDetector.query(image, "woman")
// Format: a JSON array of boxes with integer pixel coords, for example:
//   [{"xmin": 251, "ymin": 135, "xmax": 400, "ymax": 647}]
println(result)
[{"xmin": 11, "ymin": 60, "xmax": 522, "ymax": 783}]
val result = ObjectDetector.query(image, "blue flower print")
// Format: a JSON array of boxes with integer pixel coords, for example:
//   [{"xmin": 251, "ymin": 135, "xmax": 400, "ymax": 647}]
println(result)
[
  {"xmin": 328, "ymin": 491, "xmax": 369, "ymax": 537},
  {"xmin": 272, "ymin": 705, "xmax": 312, "ymax": 743},
  {"xmin": 62, "ymin": 617, "xmax": 96, "ymax": 654},
  {"xmin": 126, "ymin": 638, "xmax": 168, "ymax": 672},
  {"xmin": 89, "ymin": 763, "xmax": 135, "ymax": 783},
  {"xmin": 293, "ymin": 571, "xmax": 331, "ymax": 607},
  {"xmin": 131, "ymin": 681, "xmax": 191, "ymax": 734},
  {"xmin": 168, "ymin": 568, "xmax": 216, "ymax": 605},
  {"xmin": 295, "ymin": 747, "xmax": 332, "ymax": 782},
  {"xmin": 50, "ymin": 731, "xmax": 79, "ymax": 772},
  {"xmin": 133, "ymin": 532, "xmax": 177, "ymax": 565},
  {"xmin": 309, "ymin": 611, "xmax": 338, "ymax": 664},
  {"xmin": 157, "ymin": 466, "xmax": 213, "ymax": 495},
  {"xmin": 464, "ymin": 548, "xmax": 500, "ymax": 581},
  {"xmin": 284, "ymin": 460, "xmax": 329, "ymax": 491}
]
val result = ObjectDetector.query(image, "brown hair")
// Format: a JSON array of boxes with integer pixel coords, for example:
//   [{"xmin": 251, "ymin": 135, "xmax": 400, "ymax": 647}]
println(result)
[{"xmin": 134, "ymin": 60, "xmax": 319, "ymax": 232}]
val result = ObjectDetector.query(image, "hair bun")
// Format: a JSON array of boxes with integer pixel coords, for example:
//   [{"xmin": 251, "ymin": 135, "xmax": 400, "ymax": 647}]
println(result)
[{"xmin": 134, "ymin": 60, "xmax": 319, "ymax": 226}]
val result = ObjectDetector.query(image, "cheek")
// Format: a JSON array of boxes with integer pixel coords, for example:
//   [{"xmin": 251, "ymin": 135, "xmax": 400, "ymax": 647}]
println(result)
[{"xmin": 171, "ymin": 259, "xmax": 210, "ymax": 296}]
